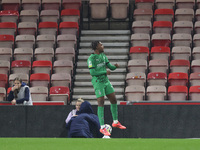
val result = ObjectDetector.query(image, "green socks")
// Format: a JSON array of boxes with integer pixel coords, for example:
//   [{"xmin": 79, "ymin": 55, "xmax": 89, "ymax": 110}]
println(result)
[
  {"xmin": 111, "ymin": 103, "xmax": 118, "ymax": 121},
  {"xmin": 98, "ymin": 106, "xmax": 104, "ymax": 126}
]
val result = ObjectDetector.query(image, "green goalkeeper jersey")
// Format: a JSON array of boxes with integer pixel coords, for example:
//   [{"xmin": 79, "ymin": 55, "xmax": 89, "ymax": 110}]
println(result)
[{"xmin": 87, "ymin": 53, "xmax": 117, "ymax": 83}]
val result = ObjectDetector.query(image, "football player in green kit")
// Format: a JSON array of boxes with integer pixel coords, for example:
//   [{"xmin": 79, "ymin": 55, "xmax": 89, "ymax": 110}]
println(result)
[{"xmin": 87, "ymin": 41, "xmax": 126, "ymax": 136}]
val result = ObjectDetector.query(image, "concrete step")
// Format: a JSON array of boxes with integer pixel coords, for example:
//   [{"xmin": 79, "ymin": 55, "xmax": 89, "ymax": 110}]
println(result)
[
  {"xmin": 74, "ymin": 81, "xmax": 125, "ymax": 87},
  {"xmin": 76, "ymin": 68, "xmax": 127, "ymax": 74},
  {"xmin": 77, "ymin": 61, "xmax": 127, "ymax": 68},
  {"xmin": 75, "ymin": 74, "xmax": 125, "ymax": 81},
  {"xmin": 78, "ymin": 55, "xmax": 129, "ymax": 60},
  {"xmin": 72, "ymin": 94, "xmax": 124, "ymax": 101},
  {"xmin": 71, "ymin": 99, "xmax": 122, "ymax": 105},
  {"xmin": 78, "ymin": 48, "xmax": 129, "ymax": 55},
  {"xmin": 80, "ymin": 42, "xmax": 129, "ymax": 48},
  {"xmin": 81, "ymin": 30, "xmax": 131, "ymax": 35},
  {"xmin": 80, "ymin": 36, "xmax": 130, "ymax": 42}
]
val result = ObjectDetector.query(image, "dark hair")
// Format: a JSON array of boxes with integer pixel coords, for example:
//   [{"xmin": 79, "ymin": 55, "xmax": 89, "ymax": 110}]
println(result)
[
  {"xmin": 14, "ymin": 77, "xmax": 22, "ymax": 83},
  {"xmin": 91, "ymin": 41, "xmax": 100, "ymax": 50}
]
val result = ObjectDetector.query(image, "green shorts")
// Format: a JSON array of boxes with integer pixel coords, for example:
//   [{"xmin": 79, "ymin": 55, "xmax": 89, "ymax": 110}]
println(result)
[{"xmin": 92, "ymin": 80, "xmax": 115, "ymax": 98}]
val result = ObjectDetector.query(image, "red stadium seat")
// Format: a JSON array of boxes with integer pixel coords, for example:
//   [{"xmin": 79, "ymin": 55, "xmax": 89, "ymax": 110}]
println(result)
[
  {"xmin": 32, "ymin": 60, "xmax": 52, "ymax": 75},
  {"xmin": 49, "ymin": 86, "xmax": 70, "ymax": 104},
  {"xmin": 38, "ymin": 22, "xmax": 58, "ymax": 36},
  {"xmin": 0, "ymin": 74, "xmax": 8, "ymax": 88},
  {"xmin": 0, "ymin": 35, "xmax": 14, "ymax": 49},
  {"xmin": 147, "ymin": 72, "xmax": 167, "ymax": 86},
  {"xmin": 168, "ymin": 72, "xmax": 188, "ymax": 86},
  {"xmin": 30, "ymin": 73, "xmax": 50, "ymax": 87},
  {"xmin": 0, "ymin": 22, "xmax": 17, "ymax": 36},
  {"xmin": 62, "ymin": 0, "xmax": 82, "ymax": 10},
  {"xmin": 129, "ymin": 46, "xmax": 149, "ymax": 61},
  {"xmin": 61, "ymin": 9, "xmax": 80, "ymax": 24},
  {"xmin": 59, "ymin": 22, "xmax": 79, "ymax": 36},
  {"xmin": 168, "ymin": 85, "xmax": 188, "ymax": 101},
  {"xmin": 170, "ymin": 59, "xmax": 190, "ymax": 73},
  {"xmin": 153, "ymin": 21, "xmax": 172, "ymax": 34},
  {"xmin": 11, "ymin": 60, "xmax": 31, "ymax": 75},
  {"xmin": 0, "ymin": 10, "xmax": 19, "ymax": 23},
  {"xmin": 1, "ymin": 0, "xmax": 20, "ymax": 11}
]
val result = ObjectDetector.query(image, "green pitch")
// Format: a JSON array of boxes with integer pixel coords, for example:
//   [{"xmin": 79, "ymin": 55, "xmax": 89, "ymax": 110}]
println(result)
[{"xmin": 0, "ymin": 138, "xmax": 200, "ymax": 150}]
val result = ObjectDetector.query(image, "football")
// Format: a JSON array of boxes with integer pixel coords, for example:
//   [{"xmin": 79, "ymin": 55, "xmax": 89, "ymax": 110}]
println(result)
[{"xmin": 105, "ymin": 124, "xmax": 112, "ymax": 134}]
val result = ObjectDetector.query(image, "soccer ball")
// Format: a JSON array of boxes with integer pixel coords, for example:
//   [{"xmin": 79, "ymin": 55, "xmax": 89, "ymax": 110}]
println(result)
[{"xmin": 105, "ymin": 124, "xmax": 112, "ymax": 134}]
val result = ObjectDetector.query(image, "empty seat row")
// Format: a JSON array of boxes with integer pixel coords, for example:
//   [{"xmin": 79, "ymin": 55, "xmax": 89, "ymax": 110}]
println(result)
[
  {"xmin": 125, "ymin": 85, "xmax": 200, "ymax": 101},
  {"xmin": 0, "ymin": 0, "xmax": 82, "ymax": 11},
  {"xmin": 0, "ymin": 9, "xmax": 80, "ymax": 24}
]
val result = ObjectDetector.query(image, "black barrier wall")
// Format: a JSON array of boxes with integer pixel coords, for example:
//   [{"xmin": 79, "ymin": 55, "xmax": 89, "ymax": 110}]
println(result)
[{"xmin": 1, "ymin": 105, "xmax": 200, "ymax": 138}]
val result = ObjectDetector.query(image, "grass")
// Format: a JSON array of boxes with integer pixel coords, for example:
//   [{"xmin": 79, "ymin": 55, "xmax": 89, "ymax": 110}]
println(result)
[{"xmin": 0, "ymin": 138, "xmax": 200, "ymax": 150}]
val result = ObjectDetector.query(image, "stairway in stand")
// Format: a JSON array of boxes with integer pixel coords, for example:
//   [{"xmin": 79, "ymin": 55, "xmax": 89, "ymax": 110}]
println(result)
[{"xmin": 72, "ymin": 30, "xmax": 130, "ymax": 105}]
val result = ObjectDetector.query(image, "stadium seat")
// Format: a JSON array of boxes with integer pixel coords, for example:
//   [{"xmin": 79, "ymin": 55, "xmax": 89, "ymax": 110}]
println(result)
[
  {"xmin": 194, "ymin": 21, "xmax": 200, "ymax": 34},
  {"xmin": 0, "ymin": 10, "xmax": 19, "ymax": 23},
  {"xmin": 51, "ymin": 73, "xmax": 71, "ymax": 87},
  {"xmin": 32, "ymin": 60, "xmax": 52, "ymax": 75},
  {"xmin": 55, "ymin": 47, "xmax": 75, "ymax": 62},
  {"xmin": 193, "ymin": 34, "xmax": 200, "ymax": 47},
  {"xmin": 154, "ymin": 9, "xmax": 174, "ymax": 22},
  {"xmin": 151, "ymin": 33, "xmax": 171, "ymax": 47},
  {"xmin": 110, "ymin": 0, "xmax": 129, "ymax": 20},
  {"xmin": 131, "ymin": 33, "xmax": 150, "ymax": 47},
  {"xmin": 168, "ymin": 72, "xmax": 188, "ymax": 86},
  {"xmin": 42, "ymin": 0, "xmax": 61, "ymax": 10},
  {"xmin": 0, "ymin": 22, "xmax": 17, "ymax": 36},
  {"xmin": 49, "ymin": 86, "xmax": 70, "ymax": 105},
  {"xmin": 170, "ymin": 59, "xmax": 190, "ymax": 73},
  {"xmin": 61, "ymin": 9, "xmax": 80, "ymax": 23},
  {"xmin": 150, "ymin": 46, "xmax": 170, "ymax": 60},
  {"xmin": 59, "ymin": 22, "xmax": 79, "ymax": 36},
  {"xmin": 146, "ymin": 85, "xmax": 166, "ymax": 101},
  {"xmin": 174, "ymin": 21, "xmax": 193, "ymax": 34},
  {"xmin": 191, "ymin": 60, "xmax": 200, "ymax": 73},
  {"xmin": 0, "ymin": 48, "xmax": 12, "ymax": 62},
  {"xmin": 190, "ymin": 73, "xmax": 200, "ymax": 86},
  {"xmin": 57, "ymin": 34, "xmax": 77, "ymax": 49},
  {"xmin": 38, "ymin": 22, "xmax": 58, "ymax": 36},
  {"xmin": 127, "ymin": 59, "xmax": 147, "ymax": 73},
  {"xmin": 132, "ymin": 21, "xmax": 152, "ymax": 34},
  {"xmin": 153, "ymin": 21, "xmax": 172, "ymax": 34},
  {"xmin": 62, "ymin": 0, "xmax": 82, "ymax": 10},
  {"xmin": 53, "ymin": 60, "xmax": 73, "ymax": 75},
  {"xmin": 14, "ymin": 47, "xmax": 33, "ymax": 62},
  {"xmin": 129, "ymin": 46, "xmax": 149, "ymax": 61},
  {"xmin": 15, "ymin": 35, "xmax": 35, "ymax": 48},
  {"xmin": 135, "ymin": 0, "xmax": 154, "ymax": 9},
  {"xmin": 36, "ymin": 34, "xmax": 56, "ymax": 48},
  {"xmin": 126, "ymin": 72, "xmax": 146, "ymax": 86},
  {"xmin": 197, "ymin": 0, "xmax": 200, "ymax": 9},
  {"xmin": 30, "ymin": 86, "xmax": 48, "ymax": 102},
  {"xmin": 20, "ymin": 10, "xmax": 39, "ymax": 23},
  {"xmin": 34, "ymin": 47, "xmax": 54, "ymax": 62},
  {"xmin": 168, "ymin": 85, "xmax": 188, "ymax": 101},
  {"xmin": 171, "ymin": 47, "xmax": 191, "ymax": 60},
  {"xmin": 30, "ymin": 73, "xmax": 50, "ymax": 87},
  {"xmin": 0, "ymin": 60, "xmax": 10, "ymax": 75},
  {"xmin": 175, "ymin": 8, "xmax": 194, "ymax": 21},
  {"xmin": 18, "ymin": 22, "xmax": 37, "ymax": 36},
  {"xmin": 172, "ymin": 33, "xmax": 192, "ymax": 47},
  {"xmin": 125, "ymin": 85, "xmax": 145, "ymax": 101},
  {"xmin": 9, "ymin": 73, "xmax": 29, "ymax": 86},
  {"xmin": 0, "ymin": 87, "xmax": 6, "ymax": 101},
  {"xmin": 147, "ymin": 72, "xmax": 167, "ymax": 86},
  {"xmin": 0, "ymin": 74, "xmax": 8, "ymax": 88},
  {"xmin": 192, "ymin": 47, "xmax": 200, "ymax": 60},
  {"xmin": 1, "ymin": 0, "xmax": 20, "ymax": 11},
  {"xmin": 155, "ymin": 0, "xmax": 175, "ymax": 9},
  {"xmin": 195, "ymin": 9, "xmax": 200, "ymax": 21},
  {"xmin": 40, "ymin": 10, "xmax": 60, "ymax": 23},
  {"xmin": 133, "ymin": 9, "xmax": 153, "ymax": 21},
  {"xmin": 0, "ymin": 35, "xmax": 14, "ymax": 49},
  {"xmin": 11, "ymin": 60, "xmax": 31, "ymax": 75},
  {"xmin": 189, "ymin": 86, "xmax": 200, "ymax": 100},
  {"xmin": 89, "ymin": 0, "xmax": 108, "ymax": 20},
  {"xmin": 176, "ymin": 0, "xmax": 195, "ymax": 9},
  {"xmin": 21, "ymin": 0, "xmax": 41, "ymax": 10},
  {"xmin": 149, "ymin": 59, "xmax": 168, "ymax": 73}
]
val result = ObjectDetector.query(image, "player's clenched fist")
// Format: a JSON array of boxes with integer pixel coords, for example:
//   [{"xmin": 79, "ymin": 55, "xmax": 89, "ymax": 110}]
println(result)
[{"xmin": 114, "ymin": 63, "xmax": 119, "ymax": 68}]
